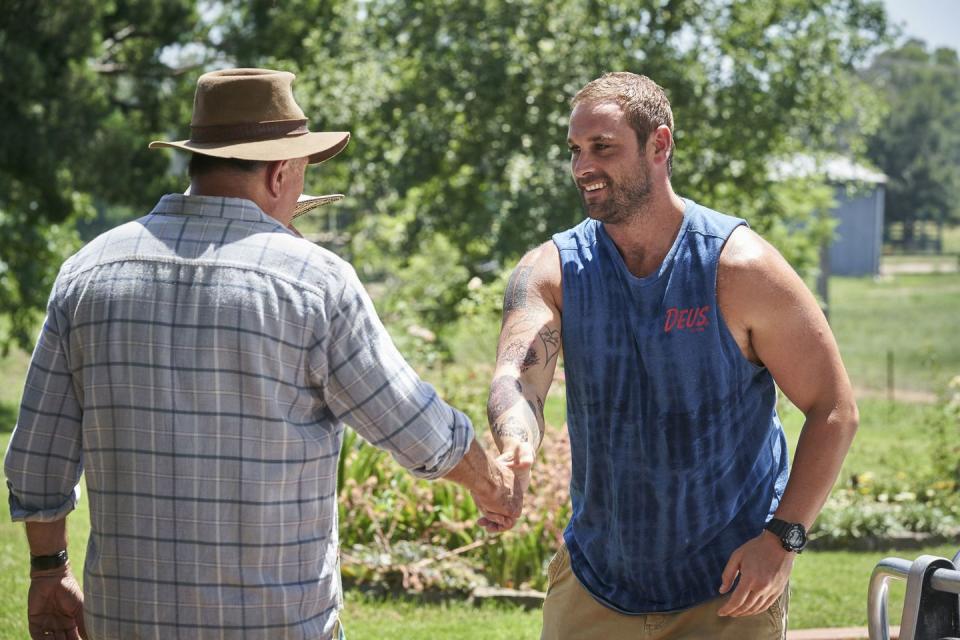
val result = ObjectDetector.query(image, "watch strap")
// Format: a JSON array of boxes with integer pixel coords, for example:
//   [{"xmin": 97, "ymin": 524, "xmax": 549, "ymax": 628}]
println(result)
[
  {"xmin": 764, "ymin": 517, "xmax": 791, "ymax": 538},
  {"xmin": 764, "ymin": 518, "xmax": 806, "ymax": 552},
  {"xmin": 30, "ymin": 550, "xmax": 68, "ymax": 571}
]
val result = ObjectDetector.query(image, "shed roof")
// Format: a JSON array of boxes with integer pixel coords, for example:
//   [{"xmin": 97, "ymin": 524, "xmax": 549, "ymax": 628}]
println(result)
[{"xmin": 770, "ymin": 154, "xmax": 887, "ymax": 184}]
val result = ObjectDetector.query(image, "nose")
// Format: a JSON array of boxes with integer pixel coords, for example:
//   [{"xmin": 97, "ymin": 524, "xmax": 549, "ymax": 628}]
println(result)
[{"xmin": 572, "ymin": 150, "xmax": 594, "ymax": 180}]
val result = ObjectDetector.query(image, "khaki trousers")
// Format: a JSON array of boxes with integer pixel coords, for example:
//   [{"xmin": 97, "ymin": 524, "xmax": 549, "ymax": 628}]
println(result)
[{"xmin": 541, "ymin": 544, "xmax": 788, "ymax": 640}]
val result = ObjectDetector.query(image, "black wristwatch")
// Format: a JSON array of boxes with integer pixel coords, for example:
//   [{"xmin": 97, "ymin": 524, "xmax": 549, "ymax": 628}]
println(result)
[
  {"xmin": 30, "ymin": 549, "xmax": 68, "ymax": 571},
  {"xmin": 764, "ymin": 518, "xmax": 807, "ymax": 553}
]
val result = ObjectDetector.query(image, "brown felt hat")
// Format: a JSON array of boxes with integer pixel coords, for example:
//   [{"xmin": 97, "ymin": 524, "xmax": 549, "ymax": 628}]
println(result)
[{"xmin": 149, "ymin": 68, "xmax": 350, "ymax": 164}]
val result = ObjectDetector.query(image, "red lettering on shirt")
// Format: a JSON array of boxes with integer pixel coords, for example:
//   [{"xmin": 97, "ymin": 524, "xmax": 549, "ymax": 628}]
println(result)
[{"xmin": 664, "ymin": 305, "xmax": 711, "ymax": 333}]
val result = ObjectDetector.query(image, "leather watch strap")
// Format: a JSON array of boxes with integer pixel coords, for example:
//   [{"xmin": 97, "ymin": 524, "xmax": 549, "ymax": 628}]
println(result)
[
  {"xmin": 764, "ymin": 517, "xmax": 791, "ymax": 538},
  {"xmin": 30, "ymin": 550, "xmax": 68, "ymax": 571}
]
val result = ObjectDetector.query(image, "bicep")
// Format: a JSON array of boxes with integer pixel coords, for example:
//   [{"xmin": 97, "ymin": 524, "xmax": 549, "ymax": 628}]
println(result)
[
  {"xmin": 737, "ymin": 248, "xmax": 852, "ymax": 414},
  {"xmin": 494, "ymin": 244, "xmax": 563, "ymax": 399}
]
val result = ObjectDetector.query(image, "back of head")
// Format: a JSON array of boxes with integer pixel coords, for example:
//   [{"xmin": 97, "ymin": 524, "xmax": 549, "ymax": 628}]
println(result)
[
  {"xmin": 572, "ymin": 72, "xmax": 675, "ymax": 174},
  {"xmin": 187, "ymin": 154, "xmax": 266, "ymax": 179}
]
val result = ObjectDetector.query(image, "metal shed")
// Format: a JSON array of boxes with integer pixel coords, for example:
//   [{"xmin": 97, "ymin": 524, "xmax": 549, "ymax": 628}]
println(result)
[
  {"xmin": 773, "ymin": 155, "xmax": 888, "ymax": 277},
  {"xmin": 823, "ymin": 157, "xmax": 887, "ymax": 276}
]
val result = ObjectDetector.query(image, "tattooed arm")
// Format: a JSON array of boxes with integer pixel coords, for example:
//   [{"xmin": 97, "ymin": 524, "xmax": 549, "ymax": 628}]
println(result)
[{"xmin": 486, "ymin": 241, "xmax": 563, "ymax": 492}]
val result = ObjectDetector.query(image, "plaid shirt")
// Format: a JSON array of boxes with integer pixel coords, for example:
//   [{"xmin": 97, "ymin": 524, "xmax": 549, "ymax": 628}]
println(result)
[{"xmin": 4, "ymin": 194, "xmax": 474, "ymax": 639}]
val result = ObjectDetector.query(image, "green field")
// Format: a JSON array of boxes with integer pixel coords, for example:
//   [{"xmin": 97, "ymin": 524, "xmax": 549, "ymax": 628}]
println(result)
[
  {"xmin": 336, "ymin": 543, "xmax": 959, "ymax": 636},
  {"xmin": 946, "ymin": 225, "xmax": 960, "ymax": 254},
  {"xmin": 779, "ymin": 396, "xmax": 943, "ymax": 487},
  {"xmin": 0, "ymin": 344, "xmax": 29, "ymax": 433},
  {"xmin": 829, "ymin": 272, "xmax": 960, "ymax": 395}
]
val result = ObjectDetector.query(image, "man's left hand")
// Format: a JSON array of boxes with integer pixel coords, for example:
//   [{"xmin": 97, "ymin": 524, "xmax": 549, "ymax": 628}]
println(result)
[
  {"xmin": 716, "ymin": 531, "xmax": 793, "ymax": 617},
  {"xmin": 28, "ymin": 563, "xmax": 87, "ymax": 639},
  {"xmin": 475, "ymin": 442, "xmax": 534, "ymax": 533}
]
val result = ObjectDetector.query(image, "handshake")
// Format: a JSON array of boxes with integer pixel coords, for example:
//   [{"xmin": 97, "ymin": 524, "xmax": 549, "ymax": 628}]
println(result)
[{"xmin": 446, "ymin": 439, "xmax": 537, "ymax": 533}]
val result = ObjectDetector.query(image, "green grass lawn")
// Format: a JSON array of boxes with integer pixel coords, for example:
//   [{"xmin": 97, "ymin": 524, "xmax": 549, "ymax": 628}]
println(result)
[
  {"xmin": 829, "ymin": 272, "xmax": 959, "ymax": 395},
  {"xmin": 779, "ymin": 396, "xmax": 942, "ymax": 486},
  {"xmin": 334, "ymin": 543, "xmax": 960, "ymax": 638},
  {"xmin": 0, "ymin": 344, "xmax": 29, "ymax": 433}
]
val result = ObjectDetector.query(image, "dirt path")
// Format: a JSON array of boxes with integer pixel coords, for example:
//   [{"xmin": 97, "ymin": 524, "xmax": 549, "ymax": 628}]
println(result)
[
  {"xmin": 854, "ymin": 386, "xmax": 938, "ymax": 404},
  {"xmin": 881, "ymin": 259, "xmax": 958, "ymax": 275}
]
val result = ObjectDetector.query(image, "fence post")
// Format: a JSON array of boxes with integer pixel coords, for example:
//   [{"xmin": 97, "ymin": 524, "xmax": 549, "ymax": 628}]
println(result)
[{"xmin": 886, "ymin": 350, "xmax": 894, "ymax": 403}]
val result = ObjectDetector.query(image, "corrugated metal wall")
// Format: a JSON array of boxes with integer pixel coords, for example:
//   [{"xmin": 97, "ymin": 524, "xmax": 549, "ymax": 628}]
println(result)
[{"xmin": 828, "ymin": 185, "xmax": 885, "ymax": 276}]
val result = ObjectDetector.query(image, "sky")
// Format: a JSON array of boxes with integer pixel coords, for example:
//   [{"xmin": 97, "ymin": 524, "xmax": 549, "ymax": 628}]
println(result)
[{"xmin": 882, "ymin": 0, "xmax": 960, "ymax": 53}]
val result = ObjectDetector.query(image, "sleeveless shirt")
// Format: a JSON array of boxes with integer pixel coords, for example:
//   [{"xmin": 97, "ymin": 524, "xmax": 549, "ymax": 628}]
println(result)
[{"xmin": 552, "ymin": 198, "xmax": 789, "ymax": 613}]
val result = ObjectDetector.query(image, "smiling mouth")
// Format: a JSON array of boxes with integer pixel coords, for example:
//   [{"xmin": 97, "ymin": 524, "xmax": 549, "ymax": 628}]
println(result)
[{"xmin": 580, "ymin": 180, "xmax": 607, "ymax": 196}]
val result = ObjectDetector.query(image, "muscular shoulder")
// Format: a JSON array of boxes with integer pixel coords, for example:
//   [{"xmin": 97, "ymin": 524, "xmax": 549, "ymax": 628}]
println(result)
[
  {"xmin": 509, "ymin": 240, "xmax": 562, "ymax": 313},
  {"xmin": 718, "ymin": 225, "xmax": 810, "ymax": 335}
]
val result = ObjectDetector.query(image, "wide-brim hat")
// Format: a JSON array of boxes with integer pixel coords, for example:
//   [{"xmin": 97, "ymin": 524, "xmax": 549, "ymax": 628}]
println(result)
[
  {"xmin": 150, "ymin": 68, "xmax": 349, "ymax": 164},
  {"xmin": 293, "ymin": 193, "xmax": 344, "ymax": 218}
]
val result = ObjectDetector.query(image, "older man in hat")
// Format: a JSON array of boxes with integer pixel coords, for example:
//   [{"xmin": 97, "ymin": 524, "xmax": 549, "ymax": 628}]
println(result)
[{"xmin": 5, "ymin": 68, "xmax": 525, "ymax": 640}]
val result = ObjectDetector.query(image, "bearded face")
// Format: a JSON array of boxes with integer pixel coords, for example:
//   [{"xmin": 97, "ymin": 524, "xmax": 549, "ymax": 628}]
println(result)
[
  {"xmin": 568, "ymin": 101, "xmax": 654, "ymax": 226},
  {"xmin": 576, "ymin": 156, "xmax": 652, "ymax": 225}
]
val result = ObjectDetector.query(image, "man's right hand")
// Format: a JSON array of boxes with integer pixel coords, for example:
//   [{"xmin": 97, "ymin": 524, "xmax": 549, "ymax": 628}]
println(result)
[
  {"xmin": 476, "ymin": 441, "xmax": 535, "ymax": 532},
  {"xmin": 443, "ymin": 439, "xmax": 526, "ymax": 532},
  {"xmin": 28, "ymin": 563, "xmax": 87, "ymax": 640}
]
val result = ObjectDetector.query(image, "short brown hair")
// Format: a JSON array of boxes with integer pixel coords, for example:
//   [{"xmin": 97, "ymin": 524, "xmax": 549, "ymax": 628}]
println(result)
[
  {"xmin": 571, "ymin": 72, "xmax": 674, "ymax": 175},
  {"xmin": 188, "ymin": 153, "xmax": 268, "ymax": 178}
]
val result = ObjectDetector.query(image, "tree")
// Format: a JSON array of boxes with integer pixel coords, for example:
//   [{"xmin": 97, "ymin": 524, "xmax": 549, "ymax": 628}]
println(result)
[
  {"xmin": 0, "ymin": 0, "xmax": 207, "ymax": 350},
  {"xmin": 217, "ymin": 0, "xmax": 888, "ymax": 325},
  {"xmin": 1, "ymin": 0, "xmax": 890, "ymax": 349},
  {"xmin": 864, "ymin": 40, "xmax": 960, "ymax": 248}
]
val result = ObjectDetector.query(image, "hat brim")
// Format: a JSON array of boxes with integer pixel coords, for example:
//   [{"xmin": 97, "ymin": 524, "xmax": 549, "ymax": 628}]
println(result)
[
  {"xmin": 293, "ymin": 193, "xmax": 344, "ymax": 219},
  {"xmin": 149, "ymin": 131, "xmax": 350, "ymax": 164},
  {"xmin": 182, "ymin": 187, "xmax": 343, "ymax": 219}
]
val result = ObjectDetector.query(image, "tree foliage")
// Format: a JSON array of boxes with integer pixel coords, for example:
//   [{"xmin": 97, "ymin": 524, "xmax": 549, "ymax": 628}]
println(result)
[
  {"xmin": 1, "ymin": 0, "xmax": 889, "ymax": 348},
  {"xmin": 0, "ymin": 0, "xmax": 206, "ymax": 349},
  {"xmin": 219, "ymin": 0, "xmax": 887, "ymax": 283},
  {"xmin": 864, "ymin": 39, "xmax": 960, "ymax": 244}
]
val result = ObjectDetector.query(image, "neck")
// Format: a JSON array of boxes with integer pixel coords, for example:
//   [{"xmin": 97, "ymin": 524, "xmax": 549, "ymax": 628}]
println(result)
[
  {"xmin": 189, "ymin": 173, "xmax": 290, "ymax": 226},
  {"xmin": 602, "ymin": 185, "xmax": 686, "ymax": 278}
]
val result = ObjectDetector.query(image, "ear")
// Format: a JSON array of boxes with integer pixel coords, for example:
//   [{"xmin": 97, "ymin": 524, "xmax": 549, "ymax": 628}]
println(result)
[
  {"xmin": 650, "ymin": 125, "xmax": 673, "ymax": 168},
  {"xmin": 264, "ymin": 160, "xmax": 289, "ymax": 198}
]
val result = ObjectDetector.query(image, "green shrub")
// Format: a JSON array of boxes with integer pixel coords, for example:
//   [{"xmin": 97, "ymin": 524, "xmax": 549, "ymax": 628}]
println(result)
[
  {"xmin": 338, "ymin": 419, "xmax": 571, "ymax": 592},
  {"xmin": 930, "ymin": 374, "xmax": 960, "ymax": 488}
]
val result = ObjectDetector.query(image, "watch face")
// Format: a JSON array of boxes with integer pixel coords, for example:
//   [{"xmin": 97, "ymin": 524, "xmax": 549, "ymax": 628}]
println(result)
[{"xmin": 785, "ymin": 525, "xmax": 806, "ymax": 549}]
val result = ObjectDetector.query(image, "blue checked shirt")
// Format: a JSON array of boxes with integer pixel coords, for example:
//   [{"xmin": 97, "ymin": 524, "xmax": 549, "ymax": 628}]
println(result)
[{"xmin": 4, "ymin": 194, "xmax": 475, "ymax": 639}]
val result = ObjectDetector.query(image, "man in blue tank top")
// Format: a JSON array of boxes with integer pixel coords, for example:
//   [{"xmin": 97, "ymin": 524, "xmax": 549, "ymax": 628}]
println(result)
[{"xmin": 485, "ymin": 72, "xmax": 858, "ymax": 638}]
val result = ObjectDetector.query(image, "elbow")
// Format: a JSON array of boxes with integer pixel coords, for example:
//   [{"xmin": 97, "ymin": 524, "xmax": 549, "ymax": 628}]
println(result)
[{"xmin": 837, "ymin": 397, "xmax": 859, "ymax": 443}]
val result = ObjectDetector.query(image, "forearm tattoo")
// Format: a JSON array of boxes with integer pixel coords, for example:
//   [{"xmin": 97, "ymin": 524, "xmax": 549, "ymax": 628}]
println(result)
[
  {"xmin": 488, "ymin": 375, "xmax": 524, "ymax": 425},
  {"xmin": 488, "ymin": 375, "xmax": 544, "ymax": 445},
  {"xmin": 491, "ymin": 415, "xmax": 531, "ymax": 443},
  {"xmin": 503, "ymin": 266, "xmax": 533, "ymax": 313}
]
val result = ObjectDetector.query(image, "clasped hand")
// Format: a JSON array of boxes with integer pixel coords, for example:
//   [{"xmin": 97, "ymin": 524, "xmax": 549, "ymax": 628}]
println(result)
[{"xmin": 475, "ymin": 441, "xmax": 535, "ymax": 533}]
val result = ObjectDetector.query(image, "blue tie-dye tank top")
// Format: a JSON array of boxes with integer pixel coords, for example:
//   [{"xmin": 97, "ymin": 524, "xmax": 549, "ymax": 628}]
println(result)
[{"xmin": 552, "ymin": 198, "xmax": 789, "ymax": 613}]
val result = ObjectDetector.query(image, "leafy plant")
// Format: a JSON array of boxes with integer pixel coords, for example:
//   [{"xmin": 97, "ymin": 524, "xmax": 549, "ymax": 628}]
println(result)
[{"xmin": 337, "ymin": 387, "xmax": 572, "ymax": 591}]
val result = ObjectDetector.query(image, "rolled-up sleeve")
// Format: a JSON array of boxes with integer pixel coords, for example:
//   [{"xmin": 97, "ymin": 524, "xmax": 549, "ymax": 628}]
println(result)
[
  {"xmin": 310, "ymin": 264, "xmax": 473, "ymax": 479},
  {"xmin": 4, "ymin": 292, "xmax": 83, "ymax": 522}
]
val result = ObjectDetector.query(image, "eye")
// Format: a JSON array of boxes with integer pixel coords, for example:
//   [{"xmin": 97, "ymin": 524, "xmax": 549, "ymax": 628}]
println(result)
[
  {"xmin": 595, "ymin": 143, "xmax": 610, "ymax": 151},
  {"xmin": 568, "ymin": 145, "xmax": 580, "ymax": 154}
]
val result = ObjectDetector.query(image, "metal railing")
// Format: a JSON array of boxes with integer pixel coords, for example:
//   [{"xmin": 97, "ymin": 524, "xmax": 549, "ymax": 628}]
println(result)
[{"xmin": 867, "ymin": 552, "xmax": 960, "ymax": 640}]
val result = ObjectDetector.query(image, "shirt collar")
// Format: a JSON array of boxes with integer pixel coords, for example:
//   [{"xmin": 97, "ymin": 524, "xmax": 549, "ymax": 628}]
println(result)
[{"xmin": 152, "ymin": 193, "xmax": 291, "ymax": 233}]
